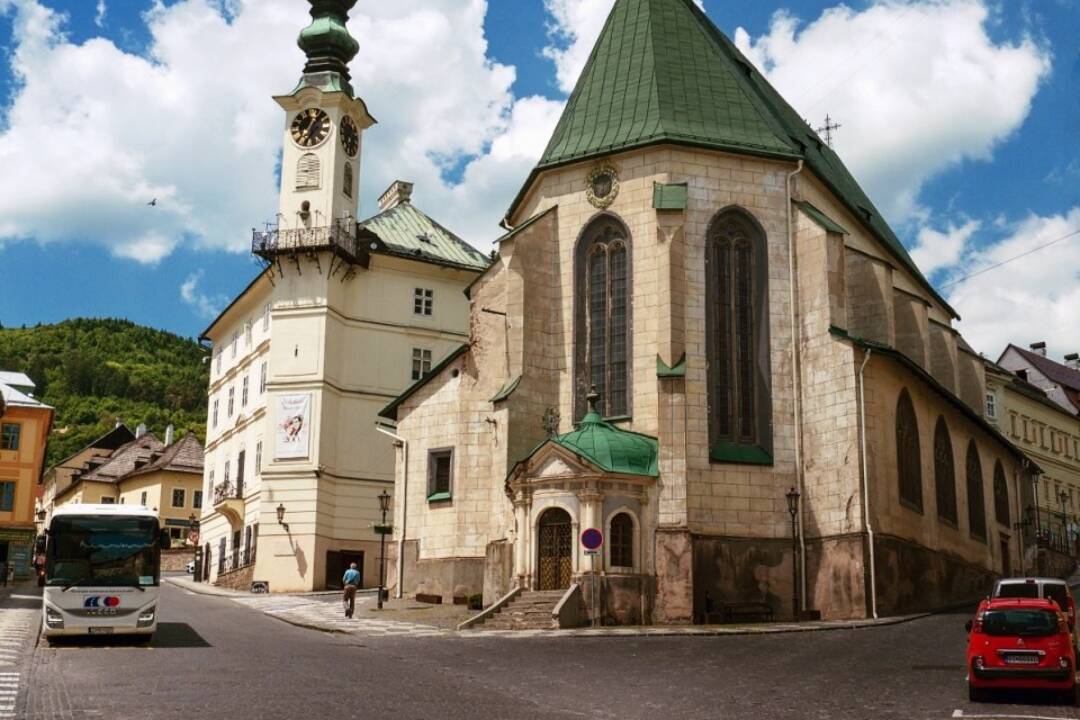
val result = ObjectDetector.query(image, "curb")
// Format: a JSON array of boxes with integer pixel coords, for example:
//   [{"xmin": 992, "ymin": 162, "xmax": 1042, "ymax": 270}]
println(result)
[{"xmin": 164, "ymin": 576, "xmax": 379, "ymax": 600}]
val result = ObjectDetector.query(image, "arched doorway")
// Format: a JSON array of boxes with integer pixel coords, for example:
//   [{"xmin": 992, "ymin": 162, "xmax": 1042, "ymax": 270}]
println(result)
[{"xmin": 537, "ymin": 508, "xmax": 573, "ymax": 590}]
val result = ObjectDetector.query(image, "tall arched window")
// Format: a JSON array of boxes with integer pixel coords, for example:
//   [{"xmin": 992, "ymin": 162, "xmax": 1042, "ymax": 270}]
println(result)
[
  {"xmin": 296, "ymin": 153, "xmax": 320, "ymax": 190},
  {"xmin": 610, "ymin": 513, "xmax": 634, "ymax": 569},
  {"xmin": 896, "ymin": 389, "xmax": 923, "ymax": 511},
  {"xmin": 966, "ymin": 442, "xmax": 986, "ymax": 541},
  {"xmin": 343, "ymin": 162, "xmax": 354, "ymax": 198},
  {"xmin": 574, "ymin": 217, "xmax": 631, "ymax": 419},
  {"xmin": 933, "ymin": 417, "xmax": 957, "ymax": 525},
  {"xmin": 706, "ymin": 209, "xmax": 771, "ymax": 459},
  {"xmin": 993, "ymin": 461, "xmax": 1010, "ymax": 527}
]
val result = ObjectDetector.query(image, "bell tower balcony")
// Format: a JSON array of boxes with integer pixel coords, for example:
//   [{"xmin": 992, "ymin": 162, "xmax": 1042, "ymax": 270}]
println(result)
[{"xmin": 252, "ymin": 218, "xmax": 373, "ymax": 275}]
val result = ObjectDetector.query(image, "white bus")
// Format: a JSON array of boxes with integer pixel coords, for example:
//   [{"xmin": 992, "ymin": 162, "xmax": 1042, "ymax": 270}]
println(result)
[{"xmin": 41, "ymin": 504, "xmax": 170, "ymax": 641}]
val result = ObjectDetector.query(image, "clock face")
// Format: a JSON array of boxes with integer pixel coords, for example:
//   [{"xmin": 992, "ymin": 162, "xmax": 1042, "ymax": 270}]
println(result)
[
  {"xmin": 291, "ymin": 108, "xmax": 331, "ymax": 148},
  {"xmin": 340, "ymin": 116, "xmax": 359, "ymax": 157}
]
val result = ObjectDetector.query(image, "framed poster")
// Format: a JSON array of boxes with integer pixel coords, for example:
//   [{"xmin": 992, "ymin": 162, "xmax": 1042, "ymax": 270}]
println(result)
[{"xmin": 275, "ymin": 393, "xmax": 311, "ymax": 459}]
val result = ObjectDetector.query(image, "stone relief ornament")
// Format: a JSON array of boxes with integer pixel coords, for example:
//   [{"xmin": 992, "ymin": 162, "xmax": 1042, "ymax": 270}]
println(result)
[{"xmin": 586, "ymin": 164, "xmax": 620, "ymax": 209}]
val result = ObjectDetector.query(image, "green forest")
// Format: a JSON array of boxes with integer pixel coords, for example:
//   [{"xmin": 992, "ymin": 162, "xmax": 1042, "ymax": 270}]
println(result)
[{"xmin": 0, "ymin": 318, "xmax": 208, "ymax": 466}]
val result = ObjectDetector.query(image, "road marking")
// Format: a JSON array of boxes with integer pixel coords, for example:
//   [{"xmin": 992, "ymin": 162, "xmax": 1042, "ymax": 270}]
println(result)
[{"xmin": 952, "ymin": 711, "xmax": 1072, "ymax": 719}]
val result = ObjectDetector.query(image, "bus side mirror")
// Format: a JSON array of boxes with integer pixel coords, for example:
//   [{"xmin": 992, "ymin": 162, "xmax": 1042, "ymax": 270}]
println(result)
[{"xmin": 160, "ymin": 528, "xmax": 172, "ymax": 550}]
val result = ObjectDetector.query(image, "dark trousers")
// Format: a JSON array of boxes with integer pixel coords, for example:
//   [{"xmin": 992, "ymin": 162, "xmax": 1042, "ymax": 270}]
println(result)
[{"xmin": 343, "ymin": 584, "xmax": 357, "ymax": 617}]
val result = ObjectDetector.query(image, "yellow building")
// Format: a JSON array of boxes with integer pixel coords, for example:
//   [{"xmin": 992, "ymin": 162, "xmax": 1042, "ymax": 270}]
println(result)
[
  {"xmin": 54, "ymin": 429, "xmax": 205, "ymax": 544},
  {"xmin": 985, "ymin": 360, "xmax": 1080, "ymax": 558},
  {"xmin": 0, "ymin": 370, "xmax": 53, "ymax": 580}
]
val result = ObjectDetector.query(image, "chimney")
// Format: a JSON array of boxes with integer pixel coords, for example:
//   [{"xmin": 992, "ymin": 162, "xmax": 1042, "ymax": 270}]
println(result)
[
  {"xmin": 135, "ymin": 423, "xmax": 147, "ymax": 439},
  {"xmin": 377, "ymin": 181, "xmax": 414, "ymax": 213},
  {"xmin": 1065, "ymin": 353, "xmax": 1080, "ymax": 370},
  {"xmin": 164, "ymin": 424, "xmax": 175, "ymax": 446},
  {"xmin": 1030, "ymin": 342, "xmax": 1047, "ymax": 357}
]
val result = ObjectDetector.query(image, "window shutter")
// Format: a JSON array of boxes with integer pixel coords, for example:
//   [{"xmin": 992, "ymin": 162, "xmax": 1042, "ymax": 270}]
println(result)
[{"xmin": 296, "ymin": 154, "xmax": 321, "ymax": 190}]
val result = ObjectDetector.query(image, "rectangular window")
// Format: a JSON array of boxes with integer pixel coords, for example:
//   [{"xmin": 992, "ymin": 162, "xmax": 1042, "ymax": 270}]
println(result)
[
  {"xmin": 215, "ymin": 348, "xmax": 222, "ymax": 376},
  {"xmin": 244, "ymin": 321, "xmax": 253, "ymax": 348},
  {"xmin": 100, "ymin": 497, "xmax": 115, "ymax": 505},
  {"xmin": 212, "ymin": 399, "xmax": 219, "ymax": 429},
  {"xmin": 0, "ymin": 423, "xmax": 20, "ymax": 451},
  {"xmin": 985, "ymin": 393, "xmax": 996, "ymax": 419},
  {"xmin": 231, "ymin": 330, "xmax": 239, "ymax": 358},
  {"xmin": 242, "ymin": 376, "xmax": 249, "ymax": 408},
  {"xmin": 411, "ymin": 348, "xmax": 432, "ymax": 381},
  {"xmin": 255, "ymin": 442, "xmax": 262, "ymax": 476},
  {"xmin": 140, "ymin": 491, "xmax": 147, "ymax": 506},
  {"xmin": 427, "ymin": 448, "xmax": 453, "ymax": 500},
  {"xmin": 236, "ymin": 450, "xmax": 246, "ymax": 496},
  {"xmin": 171, "ymin": 488, "xmax": 186, "ymax": 508},
  {"xmin": 193, "ymin": 490, "xmax": 203, "ymax": 510},
  {"xmin": 263, "ymin": 303, "xmax": 271, "ymax": 332},
  {"xmin": 224, "ymin": 460, "xmax": 231, "ymax": 486},
  {"xmin": 0, "ymin": 482, "xmax": 14, "ymax": 511},
  {"xmin": 259, "ymin": 362, "xmax": 267, "ymax": 395},
  {"xmin": 169, "ymin": 527, "xmax": 184, "ymax": 542},
  {"xmin": 228, "ymin": 387, "xmax": 235, "ymax": 417},
  {"xmin": 413, "ymin": 288, "xmax": 434, "ymax": 316}
]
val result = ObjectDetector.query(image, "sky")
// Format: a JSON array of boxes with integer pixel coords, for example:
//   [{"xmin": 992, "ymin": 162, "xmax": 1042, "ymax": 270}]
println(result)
[{"xmin": 0, "ymin": 0, "xmax": 1076, "ymax": 361}]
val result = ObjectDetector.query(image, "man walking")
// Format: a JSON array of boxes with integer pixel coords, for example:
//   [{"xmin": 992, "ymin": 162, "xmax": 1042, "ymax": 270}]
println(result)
[{"xmin": 342, "ymin": 562, "xmax": 360, "ymax": 618}]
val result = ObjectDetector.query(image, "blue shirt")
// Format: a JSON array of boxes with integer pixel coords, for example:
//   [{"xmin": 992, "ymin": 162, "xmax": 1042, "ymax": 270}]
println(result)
[{"xmin": 342, "ymin": 568, "xmax": 360, "ymax": 586}]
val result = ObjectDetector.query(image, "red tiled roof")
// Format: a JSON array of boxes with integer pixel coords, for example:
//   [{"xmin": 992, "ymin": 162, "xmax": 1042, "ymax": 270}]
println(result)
[
  {"xmin": 1004, "ymin": 345, "xmax": 1080, "ymax": 412},
  {"xmin": 124, "ymin": 431, "xmax": 203, "ymax": 478}
]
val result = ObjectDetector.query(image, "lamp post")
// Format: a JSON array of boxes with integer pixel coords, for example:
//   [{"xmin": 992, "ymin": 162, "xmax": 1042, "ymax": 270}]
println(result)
[
  {"xmin": 786, "ymin": 487, "xmax": 801, "ymax": 622},
  {"xmin": 377, "ymin": 490, "xmax": 391, "ymax": 610}
]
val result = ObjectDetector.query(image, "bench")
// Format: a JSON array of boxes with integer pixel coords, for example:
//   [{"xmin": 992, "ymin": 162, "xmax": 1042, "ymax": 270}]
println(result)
[{"xmin": 720, "ymin": 601, "xmax": 775, "ymax": 624}]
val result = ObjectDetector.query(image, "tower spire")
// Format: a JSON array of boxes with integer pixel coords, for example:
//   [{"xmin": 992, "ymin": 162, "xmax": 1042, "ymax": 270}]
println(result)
[{"xmin": 297, "ymin": 0, "xmax": 361, "ymax": 97}]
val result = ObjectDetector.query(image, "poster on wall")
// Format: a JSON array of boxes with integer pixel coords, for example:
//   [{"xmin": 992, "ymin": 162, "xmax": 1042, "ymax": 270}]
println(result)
[{"xmin": 275, "ymin": 393, "xmax": 312, "ymax": 459}]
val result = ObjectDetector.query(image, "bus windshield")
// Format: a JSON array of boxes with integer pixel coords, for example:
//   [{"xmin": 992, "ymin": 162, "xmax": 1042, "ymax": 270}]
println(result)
[{"xmin": 46, "ymin": 515, "xmax": 161, "ymax": 589}]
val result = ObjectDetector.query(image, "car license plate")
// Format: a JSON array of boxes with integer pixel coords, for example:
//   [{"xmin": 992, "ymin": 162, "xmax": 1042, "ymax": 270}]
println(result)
[
  {"xmin": 87, "ymin": 627, "xmax": 114, "ymax": 635},
  {"xmin": 1003, "ymin": 654, "xmax": 1038, "ymax": 665}
]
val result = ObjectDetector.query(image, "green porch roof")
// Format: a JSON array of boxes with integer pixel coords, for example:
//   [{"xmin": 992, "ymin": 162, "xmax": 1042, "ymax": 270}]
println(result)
[
  {"xmin": 360, "ymin": 202, "xmax": 490, "ymax": 272},
  {"xmin": 550, "ymin": 410, "xmax": 659, "ymax": 477},
  {"xmin": 507, "ymin": 0, "xmax": 957, "ymax": 319}
]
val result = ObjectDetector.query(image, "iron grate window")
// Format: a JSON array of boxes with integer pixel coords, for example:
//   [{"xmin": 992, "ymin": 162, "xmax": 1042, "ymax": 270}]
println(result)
[
  {"xmin": 933, "ymin": 417, "xmax": 957, "ymax": 525},
  {"xmin": 966, "ymin": 442, "xmax": 987, "ymax": 541},
  {"xmin": 896, "ymin": 389, "xmax": 923, "ymax": 512}
]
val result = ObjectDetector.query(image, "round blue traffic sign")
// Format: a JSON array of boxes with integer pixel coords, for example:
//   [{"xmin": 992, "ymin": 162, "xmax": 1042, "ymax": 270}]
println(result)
[{"xmin": 581, "ymin": 528, "xmax": 603, "ymax": 550}]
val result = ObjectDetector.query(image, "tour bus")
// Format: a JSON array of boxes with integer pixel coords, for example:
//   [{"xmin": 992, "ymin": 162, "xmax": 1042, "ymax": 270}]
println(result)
[{"xmin": 41, "ymin": 504, "xmax": 170, "ymax": 641}]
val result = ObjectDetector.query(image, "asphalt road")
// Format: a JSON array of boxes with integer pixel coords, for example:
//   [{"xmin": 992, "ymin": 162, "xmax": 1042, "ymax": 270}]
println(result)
[{"xmin": 9, "ymin": 583, "xmax": 1080, "ymax": 720}]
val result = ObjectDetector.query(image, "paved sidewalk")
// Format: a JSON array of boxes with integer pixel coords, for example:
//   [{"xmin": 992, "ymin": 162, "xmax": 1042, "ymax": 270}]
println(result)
[{"xmin": 166, "ymin": 576, "xmax": 930, "ymax": 639}]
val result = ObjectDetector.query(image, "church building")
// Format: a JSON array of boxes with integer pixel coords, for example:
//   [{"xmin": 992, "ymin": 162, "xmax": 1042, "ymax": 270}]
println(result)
[{"xmin": 379, "ymin": 0, "xmax": 1035, "ymax": 623}]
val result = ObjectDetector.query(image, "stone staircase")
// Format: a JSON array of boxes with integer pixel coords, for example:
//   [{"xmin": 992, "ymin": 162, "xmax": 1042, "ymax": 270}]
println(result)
[{"xmin": 471, "ymin": 590, "xmax": 565, "ymax": 630}]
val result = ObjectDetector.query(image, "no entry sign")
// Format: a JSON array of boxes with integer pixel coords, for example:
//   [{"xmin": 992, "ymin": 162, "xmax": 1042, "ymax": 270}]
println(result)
[{"xmin": 581, "ymin": 528, "xmax": 604, "ymax": 551}]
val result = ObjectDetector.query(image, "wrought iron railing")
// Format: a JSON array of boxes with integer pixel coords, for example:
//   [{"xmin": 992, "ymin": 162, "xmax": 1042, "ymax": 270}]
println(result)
[
  {"xmin": 252, "ymin": 219, "xmax": 360, "ymax": 261},
  {"xmin": 1025, "ymin": 507, "xmax": 1079, "ymax": 557},
  {"xmin": 212, "ymin": 481, "xmax": 244, "ymax": 505},
  {"xmin": 220, "ymin": 546, "xmax": 256, "ymax": 575}
]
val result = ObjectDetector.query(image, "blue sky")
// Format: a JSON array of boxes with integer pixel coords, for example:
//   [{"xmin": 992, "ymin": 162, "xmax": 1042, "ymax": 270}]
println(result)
[{"xmin": 0, "ymin": 0, "xmax": 1076, "ymax": 357}]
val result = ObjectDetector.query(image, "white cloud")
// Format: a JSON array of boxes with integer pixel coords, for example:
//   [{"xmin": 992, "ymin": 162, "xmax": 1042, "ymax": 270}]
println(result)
[
  {"xmin": 180, "ymin": 269, "xmax": 226, "ymax": 319},
  {"xmin": 948, "ymin": 208, "xmax": 1080, "ymax": 358},
  {"xmin": 0, "ymin": 0, "xmax": 562, "ymax": 264},
  {"xmin": 734, "ymin": 1, "xmax": 1051, "ymax": 224},
  {"xmin": 909, "ymin": 219, "xmax": 980, "ymax": 275},
  {"xmin": 542, "ymin": 0, "xmax": 702, "ymax": 94},
  {"xmin": 94, "ymin": 0, "xmax": 105, "ymax": 28}
]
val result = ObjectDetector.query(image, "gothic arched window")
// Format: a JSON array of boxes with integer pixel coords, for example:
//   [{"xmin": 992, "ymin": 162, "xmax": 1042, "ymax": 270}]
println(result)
[
  {"xmin": 966, "ymin": 442, "xmax": 987, "ymax": 541},
  {"xmin": 609, "ymin": 513, "xmax": 634, "ymax": 569},
  {"xmin": 574, "ymin": 217, "xmax": 631, "ymax": 419},
  {"xmin": 706, "ymin": 209, "xmax": 772, "ymax": 459},
  {"xmin": 896, "ymin": 389, "xmax": 923, "ymax": 511},
  {"xmin": 933, "ymin": 417, "xmax": 957, "ymax": 524},
  {"xmin": 993, "ymin": 460, "xmax": 1010, "ymax": 527}
]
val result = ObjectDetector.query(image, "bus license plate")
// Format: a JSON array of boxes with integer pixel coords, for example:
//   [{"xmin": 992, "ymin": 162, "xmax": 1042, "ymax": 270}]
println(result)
[{"xmin": 88, "ymin": 627, "xmax": 114, "ymax": 635}]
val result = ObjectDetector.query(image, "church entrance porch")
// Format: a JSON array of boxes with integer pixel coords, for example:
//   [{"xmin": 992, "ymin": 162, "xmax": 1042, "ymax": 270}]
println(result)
[{"xmin": 537, "ymin": 508, "xmax": 573, "ymax": 590}]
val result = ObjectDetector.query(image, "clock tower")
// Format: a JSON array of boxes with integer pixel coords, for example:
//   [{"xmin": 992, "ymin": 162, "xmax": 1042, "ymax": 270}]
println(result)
[{"xmin": 273, "ymin": 0, "xmax": 375, "ymax": 236}]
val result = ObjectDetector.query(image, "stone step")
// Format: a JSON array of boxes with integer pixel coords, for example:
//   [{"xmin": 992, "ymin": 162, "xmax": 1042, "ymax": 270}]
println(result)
[
  {"xmin": 481, "ymin": 620, "xmax": 555, "ymax": 630},
  {"xmin": 501, "ymin": 601, "xmax": 559, "ymax": 611}
]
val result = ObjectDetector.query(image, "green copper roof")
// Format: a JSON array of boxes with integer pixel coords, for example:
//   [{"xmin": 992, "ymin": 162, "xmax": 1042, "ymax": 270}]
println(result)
[
  {"xmin": 360, "ymin": 201, "xmax": 490, "ymax": 272},
  {"xmin": 653, "ymin": 183, "xmax": 688, "ymax": 210},
  {"xmin": 295, "ymin": 1, "xmax": 361, "ymax": 97},
  {"xmin": 510, "ymin": 0, "xmax": 958, "ymax": 319},
  {"xmin": 539, "ymin": 0, "xmax": 796, "ymax": 168},
  {"xmin": 794, "ymin": 200, "xmax": 849, "ymax": 236},
  {"xmin": 551, "ymin": 409, "xmax": 659, "ymax": 477}
]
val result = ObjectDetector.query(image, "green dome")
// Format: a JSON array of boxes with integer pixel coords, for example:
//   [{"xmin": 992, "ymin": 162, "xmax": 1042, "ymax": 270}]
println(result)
[
  {"xmin": 296, "ymin": 0, "xmax": 360, "ymax": 95},
  {"xmin": 554, "ymin": 410, "xmax": 659, "ymax": 477}
]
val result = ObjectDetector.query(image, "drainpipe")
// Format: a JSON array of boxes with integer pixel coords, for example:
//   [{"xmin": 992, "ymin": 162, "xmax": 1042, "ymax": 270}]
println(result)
[
  {"xmin": 1014, "ymin": 466, "xmax": 1025, "ymax": 575},
  {"xmin": 785, "ymin": 160, "xmax": 806, "ymax": 611},
  {"xmin": 857, "ymin": 348, "xmax": 878, "ymax": 619},
  {"xmin": 375, "ymin": 422, "xmax": 408, "ymax": 599}
]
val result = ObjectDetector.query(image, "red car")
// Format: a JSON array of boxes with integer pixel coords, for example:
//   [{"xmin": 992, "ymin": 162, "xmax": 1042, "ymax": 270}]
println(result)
[{"xmin": 966, "ymin": 597, "xmax": 1077, "ymax": 704}]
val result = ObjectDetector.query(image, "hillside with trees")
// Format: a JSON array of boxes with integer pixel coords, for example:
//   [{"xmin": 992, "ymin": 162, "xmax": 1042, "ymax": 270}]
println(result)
[{"xmin": 0, "ymin": 318, "xmax": 208, "ymax": 466}]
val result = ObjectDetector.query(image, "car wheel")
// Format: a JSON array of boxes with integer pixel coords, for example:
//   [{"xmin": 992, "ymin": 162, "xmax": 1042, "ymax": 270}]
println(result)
[{"xmin": 968, "ymin": 685, "xmax": 984, "ymax": 703}]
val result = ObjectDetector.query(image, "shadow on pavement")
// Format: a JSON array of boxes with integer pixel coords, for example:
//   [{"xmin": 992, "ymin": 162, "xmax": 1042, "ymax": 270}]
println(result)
[
  {"xmin": 45, "ymin": 623, "xmax": 211, "ymax": 649},
  {"xmin": 152, "ymin": 622, "xmax": 211, "ymax": 648}
]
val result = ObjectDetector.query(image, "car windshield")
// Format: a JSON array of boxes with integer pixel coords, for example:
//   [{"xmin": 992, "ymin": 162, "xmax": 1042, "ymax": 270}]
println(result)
[
  {"xmin": 981, "ymin": 609, "xmax": 1059, "ymax": 637},
  {"xmin": 46, "ymin": 516, "xmax": 160, "ymax": 588},
  {"xmin": 995, "ymin": 583, "xmax": 1039, "ymax": 599},
  {"xmin": 1044, "ymin": 585, "xmax": 1070, "ymax": 610}
]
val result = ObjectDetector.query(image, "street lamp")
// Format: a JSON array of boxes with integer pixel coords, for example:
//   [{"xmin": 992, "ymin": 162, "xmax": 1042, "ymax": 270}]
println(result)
[
  {"xmin": 377, "ymin": 490, "xmax": 391, "ymax": 610},
  {"xmin": 276, "ymin": 503, "xmax": 289, "ymax": 532},
  {"xmin": 786, "ymin": 487, "xmax": 801, "ymax": 622}
]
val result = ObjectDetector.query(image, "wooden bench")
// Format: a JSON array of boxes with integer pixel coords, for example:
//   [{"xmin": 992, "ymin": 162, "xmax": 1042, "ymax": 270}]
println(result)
[{"xmin": 720, "ymin": 601, "xmax": 774, "ymax": 624}]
